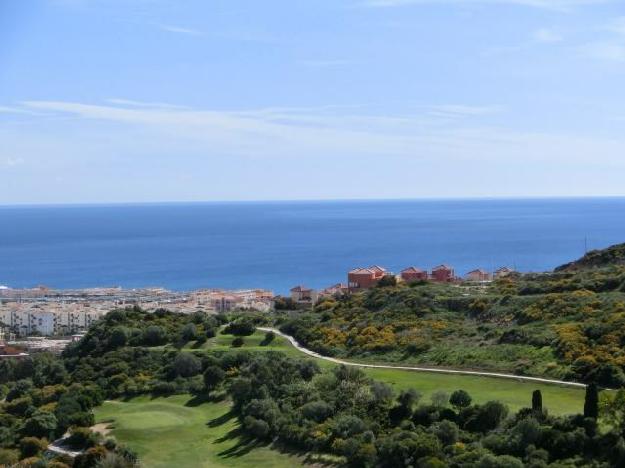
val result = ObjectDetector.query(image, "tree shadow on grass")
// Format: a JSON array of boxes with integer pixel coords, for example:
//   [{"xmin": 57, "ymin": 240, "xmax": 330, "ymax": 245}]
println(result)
[
  {"xmin": 184, "ymin": 392, "xmax": 225, "ymax": 407},
  {"xmin": 206, "ymin": 409, "xmax": 237, "ymax": 428},
  {"xmin": 217, "ymin": 434, "xmax": 343, "ymax": 466},
  {"xmin": 184, "ymin": 392, "xmax": 227, "ymax": 407},
  {"xmin": 267, "ymin": 441, "xmax": 343, "ymax": 466},
  {"xmin": 214, "ymin": 425, "xmax": 244, "ymax": 444},
  {"xmin": 217, "ymin": 429, "xmax": 267, "ymax": 458}
]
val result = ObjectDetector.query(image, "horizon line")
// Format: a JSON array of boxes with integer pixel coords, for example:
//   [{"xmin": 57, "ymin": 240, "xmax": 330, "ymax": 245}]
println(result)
[{"xmin": 2, "ymin": 194, "xmax": 625, "ymax": 209}]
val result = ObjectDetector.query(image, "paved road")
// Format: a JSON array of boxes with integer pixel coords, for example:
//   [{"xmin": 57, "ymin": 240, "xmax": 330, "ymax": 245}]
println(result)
[{"xmin": 258, "ymin": 327, "xmax": 587, "ymax": 389}]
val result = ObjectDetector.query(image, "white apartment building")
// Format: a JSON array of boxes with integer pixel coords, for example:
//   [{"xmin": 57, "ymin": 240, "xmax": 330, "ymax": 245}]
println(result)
[
  {"xmin": 0, "ymin": 306, "xmax": 104, "ymax": 337},
  {"xmin": 52, "ymin": 309, "xmax": 103, "ymax": 335},
  {"xmin": 0, "ymin": 309, "xmax": 55, "ymax": 336}
]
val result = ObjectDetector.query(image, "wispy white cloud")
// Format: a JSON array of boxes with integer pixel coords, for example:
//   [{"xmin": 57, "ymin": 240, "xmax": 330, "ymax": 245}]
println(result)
[
  {"xmin": 107, "ymin": 98, "xmax": 190, "ymax": 110},
  {"xmin": 2, "ymin": 99, "xmax": 625, "ymax": 202},
  {"xmin": 362, "ymin": 0, "xmax": 611, "ymax": 10},
  {"xmin": 426, "ymin": 104, "xmax": 502, "ymax": 118},
  {"xmin": 159, "ymin": 24, "xmax": 203, "ymax": 36},
  {"xmin": 533, "ymin": 28, "xmax": 564, "ymax": 43},
  {"xmin": 0, "ymin": 106, "xmax": 43, "ymax": 116},
  {"xmin": 11, "ymin": 99, "xmax": 624, "ymax": 170}
]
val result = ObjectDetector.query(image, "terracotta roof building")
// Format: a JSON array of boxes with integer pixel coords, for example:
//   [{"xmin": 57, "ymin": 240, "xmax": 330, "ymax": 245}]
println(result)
[
  {"xmin": 430, "ymin": 264, "xmax": 455, "ymax": 282},
  {"xmin": 348, "ymin": 266, "xmax": 388, "ymax": 292},
  {"xmin": 466, "ymin": 269, "xmax": 491, "ymax": 282},
  {"xmin": 400, "ymin": 267, "xmax": 428, "ymax": 283}
]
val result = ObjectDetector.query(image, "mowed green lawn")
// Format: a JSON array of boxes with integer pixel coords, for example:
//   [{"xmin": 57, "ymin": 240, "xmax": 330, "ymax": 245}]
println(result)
[
  {"xmin": 362, "ymin": 368, "xmax": 584, "ymax": 415},
  {"xmin": 94, "ymin": 395, "xmax": 307, "ymax": 468},
  {"xmin": 181, "ymin": 330, "xmax": 302, "ymax": 357},
  {"xmin": 193, "ymin": 329, "xmax": 585, "ymax": 415}
]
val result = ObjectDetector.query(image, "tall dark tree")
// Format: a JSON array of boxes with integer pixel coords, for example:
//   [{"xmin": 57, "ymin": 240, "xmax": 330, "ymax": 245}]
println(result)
[
  {"xmin": 532, "ymin": 390, "xmax": 543, "ymax": 412},
  {"xmin": 450, "ymin": 390, "xmax": 472, "ymax": 410},
  {"xmin": 203, "ymin": 365, "xmax": 225, "ymax": 393},
  {"xmin": 173, "ymin": 353, "xmax": 201, "ymax": 378},
  {"xmin": 584, "ymin": 383, "xmax": 599, "ymax": 419}
]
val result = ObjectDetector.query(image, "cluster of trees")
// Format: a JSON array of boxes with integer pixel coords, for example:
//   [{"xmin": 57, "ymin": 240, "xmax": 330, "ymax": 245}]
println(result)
[
  {"xmin": 0, "ymin": 307, "xmax": 236, "ymax": 467},
  {"xmin": 0, "ymin": 307, "xmax": 280, "ymax": 467},
  {"xmin": 0, "ymin": 353, "xmax": 137, "ymax": 467},
  {"xmin": 71, "ymin": 307, "xmax": 230, "ymax": 356},
  {"xmin": 214, "ymin": 351, "xmax": 618, "ymax": 467}
]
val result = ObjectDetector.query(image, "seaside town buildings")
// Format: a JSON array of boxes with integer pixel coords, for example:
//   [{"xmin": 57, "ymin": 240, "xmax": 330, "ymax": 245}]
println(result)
[
  {"xmin": 288, "ymin": 263, "xmax": 515, "ymax": 307},
  {"xmin": 1, "ymin": 262, "xmax": 516, "ymax": 338},
  {"xmin": 194, "ymin": 289, "xmax": 274, "ymax": 313},
  {"xmin": 0, "ymin": 305, "xmax": 110, "ymax": 337},
  {"xmin": 0, "ymin": 286, "xmax": 274, "ymax": 337}
]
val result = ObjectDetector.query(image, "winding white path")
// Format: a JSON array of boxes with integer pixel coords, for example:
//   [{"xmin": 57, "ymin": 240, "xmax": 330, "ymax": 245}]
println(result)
[
  {"xmin": 46, "ymin": 434, "xmax": 83, "ymax": 459},
  {"xmin": 258, "ymin": 327, "xmax": 587, "ymax": 389}
]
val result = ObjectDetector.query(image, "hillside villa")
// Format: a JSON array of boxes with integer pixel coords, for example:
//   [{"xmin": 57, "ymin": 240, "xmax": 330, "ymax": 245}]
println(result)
[
  {"xmin": 400, "ymin": 267, "xmax": 428, "ymax": 282},
  {"xmin": 430, "ymin": 264, "xmax": 456, "ymax": 282},
  {"xmin": 290, "ymin": 285, "xmax": 319, "ymax": 304},
  {"xmin": 320, "ymin": 283, "xmax": 349, "ymax": 297},
  {"xmin": 348, "ymin": 265, "xmax": 389, "ymax": 292},
  {"xmin": 466, "ymin": 269, "xmax": 491, "ymax": 282},
  {"xmin": 494, "ymin": 266, "xmax": 514, "ymax": 278}
]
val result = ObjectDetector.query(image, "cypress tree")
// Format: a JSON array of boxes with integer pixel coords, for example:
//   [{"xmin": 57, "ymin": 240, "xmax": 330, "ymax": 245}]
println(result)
[
  {"xmin": 532, "ymin": 390, "xmax": 543, "ymax": 412},
  {"xmin": 584, "ymin": 383, "xmax": 599, "ymax": 419}
]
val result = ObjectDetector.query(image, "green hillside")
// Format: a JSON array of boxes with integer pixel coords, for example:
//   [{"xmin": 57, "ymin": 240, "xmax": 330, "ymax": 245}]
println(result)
[
  {"xmin": 556, "ymin": 242, "xmax": 625, "ymax": 271},
  {"xmin": 280, "ymin": 243, "xmax": 625, "ymax": 388}
]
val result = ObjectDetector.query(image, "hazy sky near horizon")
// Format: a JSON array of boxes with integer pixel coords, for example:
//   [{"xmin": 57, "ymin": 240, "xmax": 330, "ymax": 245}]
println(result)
[{"xmin": 1, "ymin": 0, "xmax": 624, "ymax": 204}]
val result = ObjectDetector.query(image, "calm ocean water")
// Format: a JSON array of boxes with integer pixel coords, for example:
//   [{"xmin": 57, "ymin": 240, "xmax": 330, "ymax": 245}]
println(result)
[{"xmin": 1, "ymin": 198, "xmax": 624, "ymax": 294}]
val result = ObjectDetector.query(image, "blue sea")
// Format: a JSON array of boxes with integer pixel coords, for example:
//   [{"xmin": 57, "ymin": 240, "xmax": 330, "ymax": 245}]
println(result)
[{"xmin": 1, "ymin": 198, "xmax": 624, "ymax": 294}]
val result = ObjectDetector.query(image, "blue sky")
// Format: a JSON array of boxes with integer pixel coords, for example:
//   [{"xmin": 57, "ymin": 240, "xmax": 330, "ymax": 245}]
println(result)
[{"xmin": 1, "ymin": 0, "xmax": 624, "ymax": 203}]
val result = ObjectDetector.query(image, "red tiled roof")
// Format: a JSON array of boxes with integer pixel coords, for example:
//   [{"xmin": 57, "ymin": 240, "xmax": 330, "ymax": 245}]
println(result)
[
  {"xmin": 349, "ymin": 268, "xmax": 375, "ymax": 275},
  {"xmin": 401, "ymin": 266, "xmax": 424, "ymax": 273},
  {"xmin": 432, "ymin": 264, "xmax": 453, "ymax": 271},
  {"xmin": 495, "ymin": 267, "xmax": 513, "ymax": 273},
  {"xmin": 290, "ymin": 285, "xmax": 312, "ymax": 292}
]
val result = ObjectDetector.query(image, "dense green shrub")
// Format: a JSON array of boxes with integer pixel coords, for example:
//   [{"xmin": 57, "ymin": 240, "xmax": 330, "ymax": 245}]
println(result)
[{"xmin": 223, "ymin": 320, "xmax": 255, "ymax": 336}]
